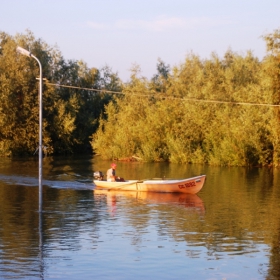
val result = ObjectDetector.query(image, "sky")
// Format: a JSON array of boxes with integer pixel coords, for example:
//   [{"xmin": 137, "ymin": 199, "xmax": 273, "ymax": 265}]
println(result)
[{"xmin": 1, "ymin": 0, "xmax": 280, "ymax": 82}]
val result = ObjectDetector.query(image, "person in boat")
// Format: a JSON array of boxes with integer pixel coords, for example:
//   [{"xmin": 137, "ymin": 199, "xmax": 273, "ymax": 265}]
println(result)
[{"xmin": 107, "ymin": 163, "xmax": 124, "ymax": 182}]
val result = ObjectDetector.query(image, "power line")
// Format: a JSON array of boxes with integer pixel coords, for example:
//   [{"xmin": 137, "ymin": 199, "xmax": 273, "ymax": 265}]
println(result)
[
  {"xmin": 46, "ymin": 82, "xmax": 123, "ymax": 95},
  {"xmin": 45, "ymin": 81, "xmax": 280, "ymax": 108},
  {"xmin": 181, "ymin": 97, "xmax": 280, "ymax": 107}
]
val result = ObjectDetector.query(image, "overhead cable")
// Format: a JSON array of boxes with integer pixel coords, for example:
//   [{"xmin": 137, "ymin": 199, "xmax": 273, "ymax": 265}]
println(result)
[{"xmin": 45, "ymin": 82, "xmax": 280, "ymax": 107}]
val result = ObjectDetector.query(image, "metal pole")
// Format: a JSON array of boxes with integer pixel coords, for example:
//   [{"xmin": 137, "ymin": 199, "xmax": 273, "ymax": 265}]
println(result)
[
  {"xmin": 33, "ymin": 55, "xmax": 43, "ymax": 213},
  {"xmin": 16, "ymin": 46, "xmax": 43, "ymax": 212}
]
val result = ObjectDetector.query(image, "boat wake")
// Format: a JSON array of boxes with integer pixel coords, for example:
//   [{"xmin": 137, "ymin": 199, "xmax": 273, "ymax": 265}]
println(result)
[{"xmin": 0, "ymin": 174, "xmax": 94, "ymax": 190}]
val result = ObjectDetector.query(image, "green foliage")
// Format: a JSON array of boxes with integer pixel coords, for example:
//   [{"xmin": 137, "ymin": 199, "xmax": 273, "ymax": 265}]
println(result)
[
  {"xmin": 262, "ymin": 28, "xmax": 280, "ymax": 166},
  {"xmin": 0, "ymin": 31, "xmax": 42, "ymax": 155},
  {"xmin": 2, "ymin": 28, "xmax": 280, "ymax": 166},
  {"xmin": 91, "ymin": 28, "xmax": 280, "ymax": 166},
  {"xmin": 0, "ymin": 30, "xmax": 119, "ymax": 156}
]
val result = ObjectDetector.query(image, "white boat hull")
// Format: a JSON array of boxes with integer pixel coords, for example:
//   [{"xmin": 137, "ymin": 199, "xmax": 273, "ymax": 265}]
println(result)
[{"xmin": 94, "ymin": 175, "xmax": 206, "ymax": 194}]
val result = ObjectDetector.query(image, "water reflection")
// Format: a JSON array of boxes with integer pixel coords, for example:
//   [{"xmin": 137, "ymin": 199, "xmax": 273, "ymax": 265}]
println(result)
[
  {"xmin": 39, "ymin": 211, "xmax": 44, "ymax": 280},
  {"xmin": 94, "ymin": 190, "xmax": 205, "ymax": 216}
]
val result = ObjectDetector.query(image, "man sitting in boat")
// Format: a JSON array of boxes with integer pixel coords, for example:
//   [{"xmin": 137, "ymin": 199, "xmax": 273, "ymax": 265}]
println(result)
[{"xmin": 107, "ymin": 163, "xmax": 124, "ymax": 182}]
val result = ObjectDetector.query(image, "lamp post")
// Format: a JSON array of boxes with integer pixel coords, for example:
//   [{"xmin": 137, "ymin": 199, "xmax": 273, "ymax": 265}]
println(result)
[{"xmin": 16, "ymin": 46, "xmax": 43, "ymax": 213}]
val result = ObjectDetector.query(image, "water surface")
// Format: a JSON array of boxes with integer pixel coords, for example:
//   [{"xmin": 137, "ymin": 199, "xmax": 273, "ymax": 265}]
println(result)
[{"xmin": 0, "ymin": 156, "xmax": 280, "ymax": 279}]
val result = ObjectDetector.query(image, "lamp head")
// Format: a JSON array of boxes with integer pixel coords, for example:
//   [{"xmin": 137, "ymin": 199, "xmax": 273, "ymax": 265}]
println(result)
[{"xmin": 16, "ymin": 46, "xmax": 31, "ymax": 57}]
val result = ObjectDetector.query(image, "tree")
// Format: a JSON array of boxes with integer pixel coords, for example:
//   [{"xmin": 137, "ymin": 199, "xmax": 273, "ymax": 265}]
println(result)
[
  {"xmin": 0, "ymin": 31, "xmax": 51, "ymax": 155},
  {"xmin": 262, "ymin": 28, "xmax": 280, "ymax": 166},
  {"xmin": 0, "ymin": 30, "xmax": 116, "ymax": 156},
  {"xmin": 150, "ymin": 58, "xmax": 170, "ymax": 93}
]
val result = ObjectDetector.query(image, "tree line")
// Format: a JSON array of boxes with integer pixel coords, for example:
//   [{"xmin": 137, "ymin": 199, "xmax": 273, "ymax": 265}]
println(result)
[
  {"xmin": 0, "ymin": 30, "xmax": 121, "ymax": 156},
  {"xmin": 1, "ymin": 29, "xmax": 280, "ymax": 166}
]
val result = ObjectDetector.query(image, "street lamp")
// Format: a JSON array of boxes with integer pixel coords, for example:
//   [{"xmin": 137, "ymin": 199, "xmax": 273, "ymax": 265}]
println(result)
[{"xmin": 16, "ymin": 46, "xmax": 43, "ymax": 213}]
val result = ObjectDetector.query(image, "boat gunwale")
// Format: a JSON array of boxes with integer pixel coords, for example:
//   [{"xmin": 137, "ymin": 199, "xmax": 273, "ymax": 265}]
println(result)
[
  {"xmin": 141, "ymin": 175, "xmax": 205, "ymax": 184},
  {"xmin": 94, "ymin": 175, "xmax": 205, "ymax": 185}
]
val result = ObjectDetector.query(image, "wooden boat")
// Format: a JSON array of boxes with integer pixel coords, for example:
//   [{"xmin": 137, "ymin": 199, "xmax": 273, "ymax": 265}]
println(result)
[{"xmin": 93, "ymin": 174, "xmax": 206, "ymax": 194}]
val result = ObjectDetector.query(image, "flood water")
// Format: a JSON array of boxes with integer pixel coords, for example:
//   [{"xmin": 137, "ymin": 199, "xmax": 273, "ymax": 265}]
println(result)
[{"xmin": 0, "ymin": 155, "xmax": 280, "ymax": 279}]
